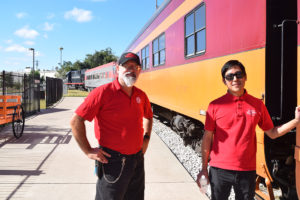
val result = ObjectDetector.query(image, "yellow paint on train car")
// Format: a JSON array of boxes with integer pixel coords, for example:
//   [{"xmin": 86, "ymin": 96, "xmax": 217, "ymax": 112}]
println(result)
[
  {"xmin": 132, "ymin": 0, "xmax": 203, "ymax": 53},
  {"xmin": 136, "ymin": 48, "xmax": 266, "ymax": 124}
]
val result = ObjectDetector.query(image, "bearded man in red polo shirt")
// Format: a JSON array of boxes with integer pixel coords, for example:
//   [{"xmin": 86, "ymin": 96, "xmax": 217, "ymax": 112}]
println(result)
[
  {"xmin": 196, "ymin": 60, "xmax": 300, "ymax": 200},
  {"xmin": 70, "ymin": 52, "xmax": 153, "ymax": 200}
]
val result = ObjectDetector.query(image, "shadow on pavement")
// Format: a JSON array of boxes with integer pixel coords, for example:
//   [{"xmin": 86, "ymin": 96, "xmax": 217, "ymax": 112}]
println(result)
[
  {"xmin": 0, "ymin": 170, "xmax": 43, "ymax": 176},
  {"xmin": 0, "ymin": 129, "xmax": 72, "ymax": 200},
  {"xmin": 28, "ymin": 108, "xmax": 70, "ymax": 117},
  {"xmin": 0, "ymin": 125, "xmax": 72, "ymax": 149}
]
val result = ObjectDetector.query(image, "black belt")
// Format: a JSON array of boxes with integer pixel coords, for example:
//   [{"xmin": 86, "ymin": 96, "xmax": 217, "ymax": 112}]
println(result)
[{"xmin": 100, "ymin": 146, "xmax": 142, "ymax": 158}]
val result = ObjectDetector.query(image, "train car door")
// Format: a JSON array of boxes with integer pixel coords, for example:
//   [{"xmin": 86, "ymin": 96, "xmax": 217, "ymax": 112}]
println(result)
[{"xmin": 265, "ymin": 0, "xmax": 298, "ymax": 199}]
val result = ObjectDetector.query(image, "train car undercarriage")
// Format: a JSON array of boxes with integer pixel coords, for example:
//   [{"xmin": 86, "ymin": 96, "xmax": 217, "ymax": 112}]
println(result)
[{"xmin": 152, "ymin": 104, "xmax": 204, "ymax": 153}]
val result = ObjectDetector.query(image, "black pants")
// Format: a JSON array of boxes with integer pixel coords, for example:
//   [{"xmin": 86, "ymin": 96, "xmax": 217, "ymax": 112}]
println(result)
[
  {"xmin": 209, "ymin": 167, "xmax": 256, "ymax": 200},
  {"xmin": 95, "ymin": 148, "xmax": 144, "ymax": 200}
]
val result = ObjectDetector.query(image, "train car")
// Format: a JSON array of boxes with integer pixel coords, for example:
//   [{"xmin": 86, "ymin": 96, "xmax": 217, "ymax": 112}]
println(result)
[
  {"xmin": 125, "ymin": 0, "xmax": 299, "ymax": 199},
  {"xmin": 84, "ymin": 62, "xmax": 116, "ymax": 92},
  {"xmin": 64, "ymin": 69, "xmax": 86, "ymax": 90}
]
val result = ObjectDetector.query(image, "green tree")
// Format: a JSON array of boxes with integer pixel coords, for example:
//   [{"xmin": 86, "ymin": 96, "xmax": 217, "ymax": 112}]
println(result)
[
  {"xmin": 84, "ymin": 48, "xmax": 117, "ymax": 69},
  {"xmin": 40, "ymin": 75, "xmax": 45, "ymax": 84},
  {"xmin": 55, "ymin": 47, "xmax": 117, "ymax": 78},
  {"xmin": 56, "ymin": 61, "xmax": 73, "ymax": 78},
  {"xmin": 73, "ymin": 60, "xmax": 90, "ymax": 70}
]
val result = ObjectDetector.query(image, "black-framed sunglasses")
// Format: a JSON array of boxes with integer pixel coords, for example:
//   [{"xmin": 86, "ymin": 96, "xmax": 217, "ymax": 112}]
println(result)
[{"xmin": 224, "ymin": 71, "xmax": 244, "ymax": 81}]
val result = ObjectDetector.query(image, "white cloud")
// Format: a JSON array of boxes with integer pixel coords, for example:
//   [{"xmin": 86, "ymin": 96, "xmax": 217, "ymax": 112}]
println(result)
[
  {"xmin": 5, "ymin": 44, "xmax": 27, "ymax": 53},
  {"xmin": 5, "ymin": 60, "xmax": 22, "ymax": 68},
  {"xmin": 43, "ymin": 22, "xmax": 54, "ymax": 31},
  {"xmin": 26, "ymin": 49, "xmax": 41, "ymax": 57},
  {"xmin": 24, "ymin": 41, "xmax": 35, "ymax": 46},
  {"xmin": 16, "ymin": 12, "xmax": 27, "ymax": 19},
  {"xmin": 5, "ymin": 39, "xmax": 13, "ymax": 44},
  {"xmin": 14, "ymin": 26, "xmax": 39, "ymax": 39},
  {"xmin": 47, "ymin": 13, "xmax": 55, "ymax": 19},
  {"xmin": 64, "ymin": 7, "xmax": 93, "ymax": 22}
]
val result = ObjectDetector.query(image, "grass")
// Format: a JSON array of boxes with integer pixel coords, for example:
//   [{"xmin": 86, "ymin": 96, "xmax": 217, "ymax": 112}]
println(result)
[
  {"xmin": 39, "ymin": 89, "xmax": 89, "ymax": 110},
  {"xmin": 40, "ymin": 99, "xmax": 46, "ymax": 109},
  {"xmin": 63, "ymin": 89, "xmax": 89, "ymax": 97}
]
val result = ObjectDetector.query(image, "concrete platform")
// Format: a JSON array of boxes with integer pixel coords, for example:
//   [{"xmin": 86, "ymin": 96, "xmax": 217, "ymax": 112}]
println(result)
[{"xmin": 0, "ymin": 97, "xmax": 208, "ymax": 200}]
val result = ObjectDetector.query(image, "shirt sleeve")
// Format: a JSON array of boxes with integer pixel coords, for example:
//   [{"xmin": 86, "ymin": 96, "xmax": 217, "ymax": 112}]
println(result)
[
  {"xmin": 258, "ymin": 103, "xmax": 274, "ymax": 131},
  {"xmin": 75, "ymin": 87, "xmax": 103, "ymax": 122},
  {"xmin": 143, "ymin": 93, "xmax": 153, "ymax": 119},
  {"xmin": 204, "ymin": 103, "xmax": 216, "ymax": 131}
]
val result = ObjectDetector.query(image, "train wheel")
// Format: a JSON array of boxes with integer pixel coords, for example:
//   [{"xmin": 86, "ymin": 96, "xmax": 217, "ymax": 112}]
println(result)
[{"xmin": 12, "ymin": 105, "xmax": 25, "ymax": 139}]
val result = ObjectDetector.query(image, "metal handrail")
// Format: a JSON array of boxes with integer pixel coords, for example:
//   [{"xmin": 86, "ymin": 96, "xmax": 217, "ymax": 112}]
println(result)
[{"xmin": 274, "ymin": 19, "xmax": 299, "ymax": 120}]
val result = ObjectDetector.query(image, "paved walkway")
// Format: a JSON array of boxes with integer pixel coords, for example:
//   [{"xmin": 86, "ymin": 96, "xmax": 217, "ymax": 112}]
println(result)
[{"xmin": 0, "ymin": 97, "xmax": 208, "ymax": 200}]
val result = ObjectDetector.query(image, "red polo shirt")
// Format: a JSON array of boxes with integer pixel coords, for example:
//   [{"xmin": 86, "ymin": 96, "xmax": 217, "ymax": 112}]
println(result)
[
  {"xmin": 205, "ymin": 91, "xmax": 274, "ymax": 171},
  {"xmin": 75, "ymin": 79, "xmax": 153, "ymax": 155}
]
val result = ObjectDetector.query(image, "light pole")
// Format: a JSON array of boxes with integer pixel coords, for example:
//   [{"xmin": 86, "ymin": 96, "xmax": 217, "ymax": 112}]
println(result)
[
  {"xmin": 59, "ymin": 47, "xmax": 64, "ymax": 67},
  {"xmin": 29, "ymin": 48, "xmax": 35, "ymax": 72}
]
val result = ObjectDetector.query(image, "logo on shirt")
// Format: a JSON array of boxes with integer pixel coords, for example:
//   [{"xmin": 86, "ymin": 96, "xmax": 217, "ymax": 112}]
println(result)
[
  {"xmin": 136, "ymin": 97, "xmax": 141, "ymax": 104},
  {"xmin": 247, "ymin": 109, "xmax": 257, "ymax": 116}
]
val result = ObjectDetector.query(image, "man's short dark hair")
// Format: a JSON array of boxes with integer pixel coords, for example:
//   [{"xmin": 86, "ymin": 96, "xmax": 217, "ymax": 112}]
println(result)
[{"xmin": 221, "ymin": 60, "xmax": 247, "ymax": 78}]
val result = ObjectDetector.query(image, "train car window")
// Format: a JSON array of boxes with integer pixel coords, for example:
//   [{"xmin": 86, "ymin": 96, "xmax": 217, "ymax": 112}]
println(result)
[
  {"xmin": 152, "ymin": 33, "xmax": 166, "ymax": 67},
  {"xmin": 185, "ymin": 14, "xmax": 194, "ymax": 36},
  {"xmin": 141, "ymin": 45, "xmax": 150, "ymax": 70},
  {"xmin": 185, "ymin": 3, "xmax": 206, "ymax": 57}
]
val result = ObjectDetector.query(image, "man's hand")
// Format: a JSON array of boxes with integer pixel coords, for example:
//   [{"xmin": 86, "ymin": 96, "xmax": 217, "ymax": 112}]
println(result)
[
  {"xmin": 87, "ymin": 148, "xmax": 111, "ymax": 164},
  {"xmin": 295, "ymin": 106, "xmax": 300, "ymax": 123},
  {"xmin": 142, "ymin": 137, "xmax": 150, "ymax": 154},
  {"xmin": 196, "ymin": 168, "xmax": 209, "ymax": 189}
]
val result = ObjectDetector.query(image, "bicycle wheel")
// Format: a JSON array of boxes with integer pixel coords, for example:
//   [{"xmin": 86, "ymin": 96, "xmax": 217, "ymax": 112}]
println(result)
[{"xmin": 12, "ymin": 105, "xmax": 25, "ymax": 138}]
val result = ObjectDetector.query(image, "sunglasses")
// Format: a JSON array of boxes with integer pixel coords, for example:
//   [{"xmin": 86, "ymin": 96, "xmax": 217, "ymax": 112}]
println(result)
[
  {"xmin": 224, "ymin": 71, "xmax": 244, "ymax": 81},
  {"xmin": 120, "ymin": 64, "xmax": 141, "ymax": 71}
]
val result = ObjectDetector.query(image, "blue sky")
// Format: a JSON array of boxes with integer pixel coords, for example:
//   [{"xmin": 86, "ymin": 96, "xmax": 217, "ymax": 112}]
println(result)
[{"xmin": 0, "ymin": 0, "xmax": 164, "ymax": 72}]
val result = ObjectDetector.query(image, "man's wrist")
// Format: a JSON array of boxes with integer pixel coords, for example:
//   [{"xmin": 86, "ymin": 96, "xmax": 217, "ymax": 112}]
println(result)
[
  {"xmin": 201, "ymin": 165, "xmax": 208, "ymax": 171},
  {"xmin": 144, "ymin": 134, "xmax": 150, "ymax": 140}
]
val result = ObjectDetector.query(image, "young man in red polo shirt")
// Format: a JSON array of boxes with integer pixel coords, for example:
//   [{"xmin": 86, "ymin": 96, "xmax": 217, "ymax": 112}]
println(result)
[
  {"xmin": 196, "ymin": 60, "xmax": 300, "ymax": 200},
  {"xmin": 70, "ymin": 52, "xmax": 153, "ymax": 200}
]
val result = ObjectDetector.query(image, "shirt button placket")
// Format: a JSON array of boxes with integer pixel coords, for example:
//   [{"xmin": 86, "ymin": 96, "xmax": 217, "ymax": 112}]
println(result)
[{"xmin": 237, "ymin": 102, "xmax": 243, "ymax": 117}]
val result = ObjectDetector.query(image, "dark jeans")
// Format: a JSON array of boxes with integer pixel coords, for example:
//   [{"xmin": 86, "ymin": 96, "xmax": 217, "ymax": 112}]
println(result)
[
  {"xmin": 209, "ymin": 166, "xmax": 256, "ymax": 200},
  {"xmin": 95, "ymin": 147, "xmax": 144, "ymax": 200}
]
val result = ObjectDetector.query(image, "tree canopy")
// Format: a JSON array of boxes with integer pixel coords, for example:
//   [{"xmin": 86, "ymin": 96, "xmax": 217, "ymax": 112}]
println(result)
[{"xmin": 55, "ymin": 47, "xmax": 118, "ymax": 78}]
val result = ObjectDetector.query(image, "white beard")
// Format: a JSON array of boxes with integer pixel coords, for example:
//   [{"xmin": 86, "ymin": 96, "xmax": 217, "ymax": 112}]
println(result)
[{"xmin": 121, "ymin": 72, "xmax": 137, "ymax": 87}]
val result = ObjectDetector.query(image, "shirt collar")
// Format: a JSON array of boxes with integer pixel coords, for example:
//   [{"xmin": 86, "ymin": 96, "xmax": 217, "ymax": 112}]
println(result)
[
  {"xmin": 113, "ymin": 78, "xmax": 122, "ymax": 91},
  {"xmin": 226, "ymin": 89, "xmax": 248, "ymax": 102},
  {"xmin": 112, "ymin": 77, "xmax": 136, "ymax": 95}
]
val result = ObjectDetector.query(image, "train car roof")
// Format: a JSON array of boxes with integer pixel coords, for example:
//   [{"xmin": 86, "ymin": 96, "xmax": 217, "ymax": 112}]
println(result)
[
  {"xmin": 124, "ymin": 0, "xmax": 171, "ymax": 52},
  {"xmin": 85, "ymin": 61, "xmax": 116, "ymax": 73}
]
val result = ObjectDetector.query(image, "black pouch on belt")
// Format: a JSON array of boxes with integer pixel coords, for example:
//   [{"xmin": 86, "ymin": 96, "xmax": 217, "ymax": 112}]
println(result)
[{"xmin": 95, "ymin": 160, "xmax": 103, "ymax": 179}]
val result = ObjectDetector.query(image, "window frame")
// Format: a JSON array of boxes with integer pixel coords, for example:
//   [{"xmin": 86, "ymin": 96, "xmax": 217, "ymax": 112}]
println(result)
[
  {"xmin": 152, "ymin": 33, "xmax": 166, "ymax": 67},
  {"xmin": 184, "ymin": 3, "xmax": 206, "ymax": 58},
  {"xmin": 141, "ymin": 45, "xmax": 150, "ymax": 70}
]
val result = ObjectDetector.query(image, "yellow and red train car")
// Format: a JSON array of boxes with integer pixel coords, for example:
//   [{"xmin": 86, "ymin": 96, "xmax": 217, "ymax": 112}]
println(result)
[{"xmin": 124, "ymin": 0, "xmax": 300, "ymax": 199}]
